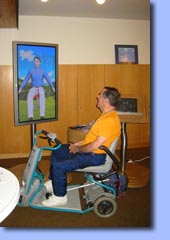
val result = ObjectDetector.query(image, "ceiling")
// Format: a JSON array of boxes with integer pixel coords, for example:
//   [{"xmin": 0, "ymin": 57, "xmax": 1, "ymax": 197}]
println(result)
[
  {"xmin": 0, "ymin": 0, "xmax": 150, "ymax": 28},
  {"xmin": 19, "ymin": 0, "xmax": 150, "ymax": 20}
]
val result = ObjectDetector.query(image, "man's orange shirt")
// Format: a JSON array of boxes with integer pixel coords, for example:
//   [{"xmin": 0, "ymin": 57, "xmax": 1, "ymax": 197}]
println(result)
[{"xmin": 81, "ymin": 111, "xmax": 121, "ymax": 154}]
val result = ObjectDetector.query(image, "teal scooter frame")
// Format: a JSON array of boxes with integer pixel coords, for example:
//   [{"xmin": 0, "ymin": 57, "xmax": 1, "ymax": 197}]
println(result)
[{"xmin": 18, "ymin": 130, "xmax": 126, "ymax": 218}]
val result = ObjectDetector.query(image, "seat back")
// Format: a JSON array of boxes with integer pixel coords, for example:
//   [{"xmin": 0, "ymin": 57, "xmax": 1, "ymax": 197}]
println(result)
[{"xmin": 76, "ymin": 138, "xmax": 119, "ymax": 173}]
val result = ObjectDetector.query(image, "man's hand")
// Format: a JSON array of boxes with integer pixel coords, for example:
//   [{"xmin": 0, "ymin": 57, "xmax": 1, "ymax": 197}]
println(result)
[{"xmin": 69, "ymin": 143, "xmax": 79, "ymax": 154}]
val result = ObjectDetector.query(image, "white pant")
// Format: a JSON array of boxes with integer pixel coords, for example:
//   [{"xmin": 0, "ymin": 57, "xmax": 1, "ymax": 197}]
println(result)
[{"xmin": 27, "ymin": 87, "xmax": 45, "ymax": 118}]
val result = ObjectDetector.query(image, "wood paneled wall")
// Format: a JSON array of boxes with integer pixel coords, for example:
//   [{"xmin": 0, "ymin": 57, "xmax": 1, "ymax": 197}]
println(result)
[
  {"xmin": 0, "ymin": 0, "xmax": 18, "ymax": 28},
  {"xmin": 104, "ymin": 64, "xmax": 150, "ymax": 148},
  {"xmin": 0, "ymin": 64, "xmax": 150, "ymax": 159}
]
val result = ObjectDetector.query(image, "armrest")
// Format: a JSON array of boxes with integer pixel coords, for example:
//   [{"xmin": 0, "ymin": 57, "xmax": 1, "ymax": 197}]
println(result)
[{"xmin": 99, "ymin": 145, "xmax": 119, "ymax": 171}]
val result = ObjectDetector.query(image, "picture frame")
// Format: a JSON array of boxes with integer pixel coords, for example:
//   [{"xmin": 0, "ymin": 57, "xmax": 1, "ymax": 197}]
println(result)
[
  {"xmin": 115, "ymin": 44, "xmax": 138, "ymax": 64},
  {"xmin": 13, "ymin": 41, "xmax": 58, "ymax": 126}
]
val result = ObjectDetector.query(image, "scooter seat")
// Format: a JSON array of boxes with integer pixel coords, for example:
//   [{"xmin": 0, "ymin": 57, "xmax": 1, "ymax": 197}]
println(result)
[{"xmin": 75, "ymin": 138, "xmax": 119, "ymax": 173}]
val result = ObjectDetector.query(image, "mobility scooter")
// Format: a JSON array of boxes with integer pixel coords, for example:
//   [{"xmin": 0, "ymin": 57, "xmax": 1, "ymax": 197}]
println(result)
[{"xmin": 18, "ymin": 130, "xmax": 127, "ymax": 218}]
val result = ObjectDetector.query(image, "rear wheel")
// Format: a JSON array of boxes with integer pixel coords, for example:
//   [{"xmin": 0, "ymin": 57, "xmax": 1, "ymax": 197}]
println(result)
[{"xmin": 93, "ymin": 196, "xmax": 117, "ymax": 218}]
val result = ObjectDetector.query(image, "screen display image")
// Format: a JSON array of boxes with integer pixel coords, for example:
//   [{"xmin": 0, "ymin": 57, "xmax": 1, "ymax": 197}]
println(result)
[
  {"xmin": 116, "ymin": 98, "xmax": 137, "ymax": 113},
  {"xmin": 13, "ymin": 41, "xmax": 58, "ymax": 126}
]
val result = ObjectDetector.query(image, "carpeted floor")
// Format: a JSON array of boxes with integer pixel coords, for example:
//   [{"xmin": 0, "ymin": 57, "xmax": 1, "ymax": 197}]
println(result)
[{"xmin": 0, "ymin": 147, "xmax": 151, "ymax": 228}]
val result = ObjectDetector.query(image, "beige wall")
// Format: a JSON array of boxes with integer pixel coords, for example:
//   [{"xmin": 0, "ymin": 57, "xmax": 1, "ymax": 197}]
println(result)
[{"xmin": 0, "ymin": 16, "xmax": 150, "ymax": 65}]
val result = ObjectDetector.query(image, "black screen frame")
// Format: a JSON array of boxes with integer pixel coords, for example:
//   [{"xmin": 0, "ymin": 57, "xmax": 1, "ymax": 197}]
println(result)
[{"xmin": 13, "ymin": 41, "xmax": 58, "ymax": 126}]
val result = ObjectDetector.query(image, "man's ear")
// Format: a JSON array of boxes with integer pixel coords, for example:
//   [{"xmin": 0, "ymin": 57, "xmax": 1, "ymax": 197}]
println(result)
[{"xmin": 104, "ymin": 98, "xmax": 109, "ymax": 105}]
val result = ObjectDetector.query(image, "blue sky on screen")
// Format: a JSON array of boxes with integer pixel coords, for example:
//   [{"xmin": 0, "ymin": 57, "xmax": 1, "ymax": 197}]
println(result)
[{"xmin": 17, "ymin": 44, "xmax": 56, "ymax": 83}]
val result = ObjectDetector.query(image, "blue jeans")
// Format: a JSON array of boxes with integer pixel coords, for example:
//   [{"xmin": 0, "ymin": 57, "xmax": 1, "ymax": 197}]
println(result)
[{"xmin": 49, "ymin": 144, "xmax": 106, "ymax": 196}]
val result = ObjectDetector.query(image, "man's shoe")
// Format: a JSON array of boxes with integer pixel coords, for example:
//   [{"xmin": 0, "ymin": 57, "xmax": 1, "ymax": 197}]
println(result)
[
  {"xmin": 42, "ymin": 194, "xmax": 68, "ymax": 207},
  {"xmin": 44, "ymin": 180, "xmax": 53, "ymax": 193}
]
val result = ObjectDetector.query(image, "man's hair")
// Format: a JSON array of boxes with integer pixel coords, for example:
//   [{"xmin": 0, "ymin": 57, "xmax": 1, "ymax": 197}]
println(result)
[
  {"xmin": 34, "ymin": 56, "xmax": 41, "ymax": 62},
  {"xmin": 103, "ymin": 86, "xmax": 120, "ymax": 107}
]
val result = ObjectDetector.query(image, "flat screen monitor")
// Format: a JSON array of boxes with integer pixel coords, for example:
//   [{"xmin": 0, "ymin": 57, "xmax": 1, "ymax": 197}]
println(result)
[
  {"xmin": 116, "ymin": 98, "xmax": 137, "ymax": 112},
  {"xmin": 13, "ymin": 41, "xmax": 58, "ymax": 126}
]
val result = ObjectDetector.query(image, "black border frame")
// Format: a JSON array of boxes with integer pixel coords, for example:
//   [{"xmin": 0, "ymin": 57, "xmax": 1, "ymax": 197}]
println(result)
[
  {"xmin": 13, "ymin": 41, "xmax": 58, "ymax": 126},
  {"xmin": 115, "ymin": 44, "xmax": 138, "ymax": 64}
]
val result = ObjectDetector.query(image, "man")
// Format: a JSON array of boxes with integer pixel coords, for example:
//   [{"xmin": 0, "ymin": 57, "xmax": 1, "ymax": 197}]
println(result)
[
  {"xmin": 19, "ymin": 56, "xmax": 55, "ymax": 120},
  {"xmin": 42, "ymin": 86, "xmax": 121, "ymax": 207}
]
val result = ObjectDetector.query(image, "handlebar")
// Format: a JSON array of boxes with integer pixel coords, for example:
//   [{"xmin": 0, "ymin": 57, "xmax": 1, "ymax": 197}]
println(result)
[{"xmin": 37, "ymin": 130, "xmax": 61, "ymax": 147}]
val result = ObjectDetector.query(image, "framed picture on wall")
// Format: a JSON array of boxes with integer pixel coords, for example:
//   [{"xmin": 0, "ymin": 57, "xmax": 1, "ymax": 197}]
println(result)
[
  {"xmin": 115, "ymin": 44, "xmax": 138, "ymax": 64},
  {"xmin": 13, "ymin": 41, "xmax": 58, "ymax": 126}
]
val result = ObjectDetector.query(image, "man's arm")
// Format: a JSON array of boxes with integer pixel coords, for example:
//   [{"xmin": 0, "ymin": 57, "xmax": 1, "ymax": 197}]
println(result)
[
  {"xmin": 69, "ymin": 136, "xmax": 106, "ymax": 154},
  {"xmin": 43, "ymin": 71, "xmax": 55, "ymax": 92},
  {"xmin": 18, "ymin": 71, "xmax": 31, "ymax": 93}
]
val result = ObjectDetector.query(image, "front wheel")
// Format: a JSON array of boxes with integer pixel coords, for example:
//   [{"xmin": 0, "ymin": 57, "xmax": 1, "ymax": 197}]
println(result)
[{"xmin": 93, "ymin": 196, "xmax": 117, "ymax": 218}]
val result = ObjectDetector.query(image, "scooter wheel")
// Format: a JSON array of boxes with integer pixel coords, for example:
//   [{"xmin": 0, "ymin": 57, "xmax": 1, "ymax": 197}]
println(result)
[{"xmin": 93, "ymin": 196, "xmax": 117, "ymax": 218}]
